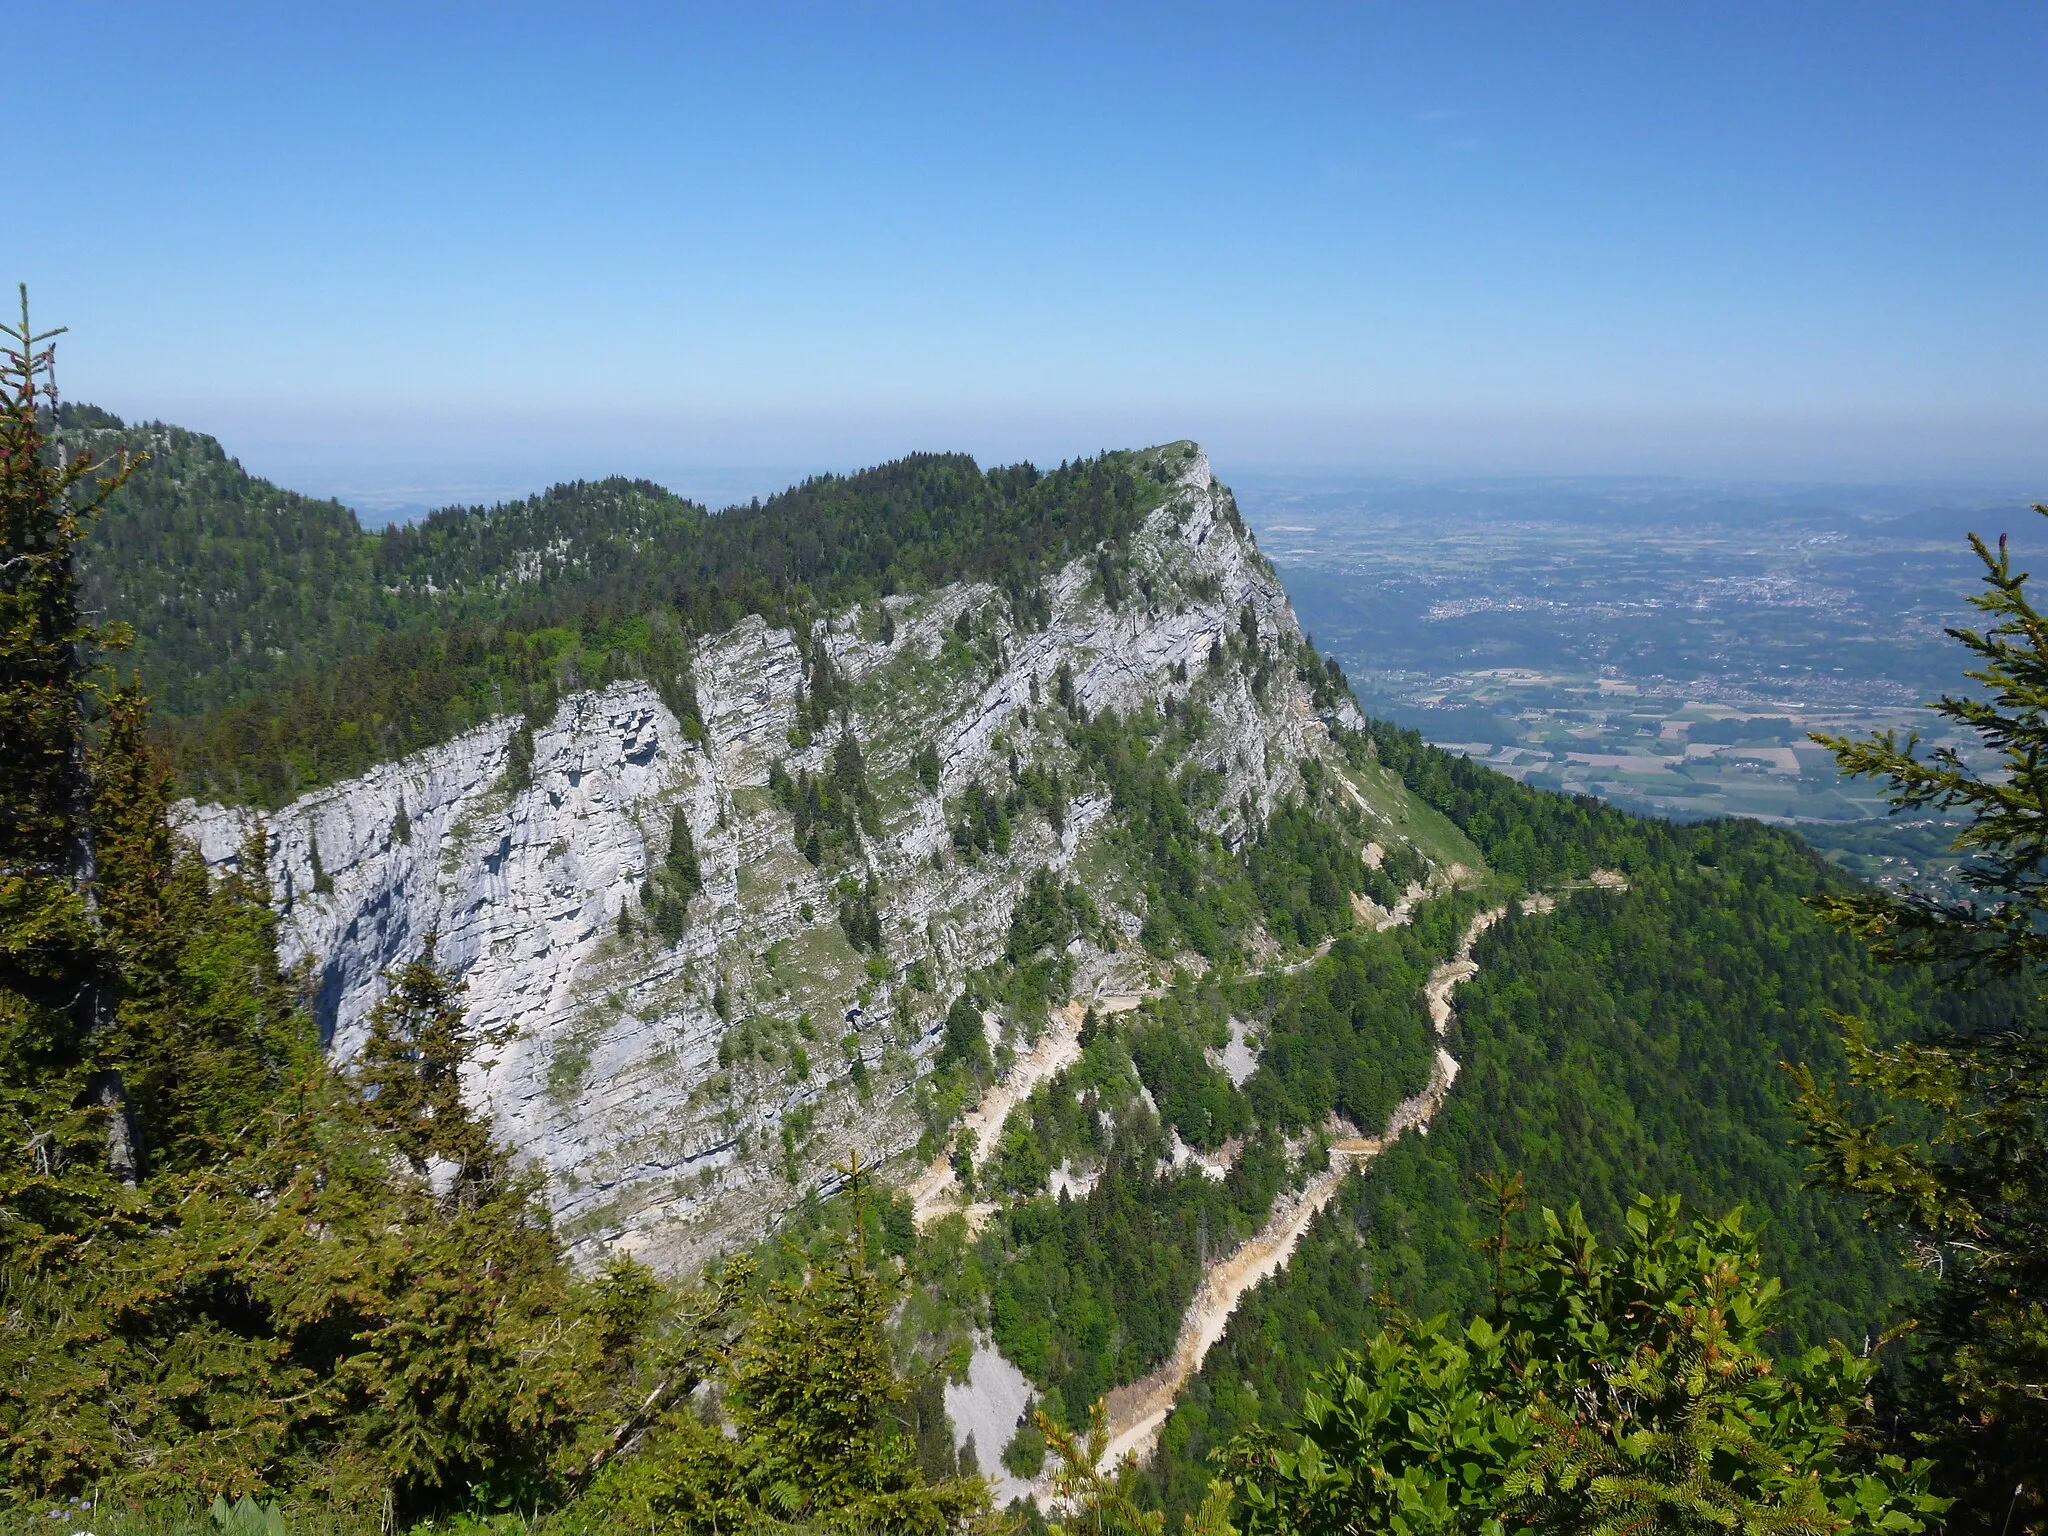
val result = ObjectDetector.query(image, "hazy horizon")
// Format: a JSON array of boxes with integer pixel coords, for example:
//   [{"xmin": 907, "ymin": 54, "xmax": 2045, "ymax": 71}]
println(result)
[
  {"xmin": 17, "ymin": 2, "xmax": 2048, "ymax": 499},
  {"xmin": 76, "ymin": 401, "xmax": 2045, "ymax": 528}
]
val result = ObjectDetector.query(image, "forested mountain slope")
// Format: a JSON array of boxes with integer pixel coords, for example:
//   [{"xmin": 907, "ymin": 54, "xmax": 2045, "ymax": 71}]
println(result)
[
  {"xmin": 67, "ymin": 404, "xmax": 1181, "ymax": 805},
  {"xmin": 54, "ymin": 407, "xmax": 1997, "ymax": 1525},
  {"xmin": 167, "ymin": 442, "xmax": 1473, "ymax": 1284},
  {"xmin": 1134, "ymin": 730, "xmax": 2041, "ymax": 1521},
  {"xmin": 63, "ymin": 405, "xmax": 385, "ymax": 717}
]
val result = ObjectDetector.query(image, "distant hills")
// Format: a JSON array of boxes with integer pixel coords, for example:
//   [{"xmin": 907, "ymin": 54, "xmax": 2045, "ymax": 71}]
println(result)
[
  {"xmin": 64, "ymin": 404, "xmax": 1167, "ymax": 804},
  {"xmin": 1879, "ymin": 500, "xmax": 2048, "ymax": 548}
]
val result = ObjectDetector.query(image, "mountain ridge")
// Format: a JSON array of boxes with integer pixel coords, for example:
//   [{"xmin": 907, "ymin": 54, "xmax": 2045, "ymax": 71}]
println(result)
[
  {"xmin": 64, "ymin": 403, "xmax": 1200, "ymax": 808},
  {"xmin": 170, "ymin": 446, "xmax": 1453, "ymax": 1276},
  {"xmin": 64, "ymin": 409, "xmax": 1955, "ymax": 1516}
]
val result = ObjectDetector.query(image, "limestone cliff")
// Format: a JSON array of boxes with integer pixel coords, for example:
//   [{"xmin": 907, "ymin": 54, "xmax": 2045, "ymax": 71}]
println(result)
[{"xmin": 179, "ymin": 448, "xmax": 1394, "ymax": 1273}]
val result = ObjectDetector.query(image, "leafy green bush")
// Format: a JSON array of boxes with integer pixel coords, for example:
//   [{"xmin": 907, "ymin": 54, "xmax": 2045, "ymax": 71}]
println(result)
[{"xmin": 1217, "ymin": 1191, "xmax": 1945, "ymax": 1536}]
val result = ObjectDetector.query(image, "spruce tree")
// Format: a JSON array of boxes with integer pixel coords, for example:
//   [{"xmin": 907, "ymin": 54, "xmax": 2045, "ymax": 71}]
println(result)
[
  {"xmin": 354, "ymin": 932, "xmax": 497, "ymax": 1188},
  {"xmin": 91, "ymin": 682, "xmax": 298, "ymax": 1165},
  {"xmin": 1796, "ymin": 520, "xmax": 2048, "ymax": 1532},
  {"xmin": 638, "ymin": 1152, "xmax": 992, "ymax": 1534},
  {"xmin": 0, "ymin": 286, "xmax": 142, "ymax": 1218},
  {"xmin": 0, "ymin": 297, "xmax": 677, "ymax": 1513},
  {"xmin": 665, "ymin": 803, "xmax": 701, "ymax": 895}
]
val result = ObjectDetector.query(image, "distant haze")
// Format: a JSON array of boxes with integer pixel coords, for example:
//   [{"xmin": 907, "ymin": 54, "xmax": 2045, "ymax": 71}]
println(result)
[
  {"xmin": 206, "ymin": 409, "xmax": 2048, "ymax": 527},
  {"xmin": 15, "ymin": 4, "xmax": 2048, "ymax": 495}
]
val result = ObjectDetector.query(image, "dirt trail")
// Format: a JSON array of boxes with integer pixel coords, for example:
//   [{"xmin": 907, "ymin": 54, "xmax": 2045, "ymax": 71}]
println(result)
[
  {"xmin": 909, "ymin": 922, "xmax": 1381, "ymax": 1228},
  {"xmin": 909, "ymin": 992, "xmax": 1145, "ymax": 1227},
  {"xmin": 1421, "ymin": 903, "xmax": 1502, "ymax": 1033},
  {"xmin": 1272, "ymin": 934, "xmax": 1337, "ymax": 976},
  {"xmin": 1095, "ymin": 904, "xmax": 1507, "ymax": 1470}
]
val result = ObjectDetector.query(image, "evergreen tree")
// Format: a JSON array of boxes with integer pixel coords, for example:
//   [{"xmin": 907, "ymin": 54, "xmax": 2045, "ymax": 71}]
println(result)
[
  {"xmin": 93, "ymin": 684, "xmax": 299, "ymax": 1167},
  {"xmin": 1040, "ymin": 1399, "xmax": 1233, "ymax": 1536},
  {"xmin": 666, "ymin": 803, "xmax": 702, "ymax": 895},
  {"xmin": 628, "ymin": 1154, "xmax": 993, "ymax": 1534},
  {"xmin": 1796, "ymin": 519, "xmax": 2048, "ymax": 1532},
  {"xmin": 940, "ymin": 990, "xmax": 990, "ymax": 1076},
  {"xmin": 0, "ymin": 285, "xmax": 143, "ymax": 1224},
  {"xmin": 353, "ymin": 932, "xmax": 497, "ymax": 1187},
  {"xmin": 0, "ymin": 306, "xmax": 645, "ymax": 1505}
]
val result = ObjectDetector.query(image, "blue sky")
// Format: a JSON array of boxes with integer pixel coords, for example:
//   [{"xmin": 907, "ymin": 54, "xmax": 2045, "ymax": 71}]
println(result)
[{"xmin": 13, "ymin": 3, "xmax": 2048, "ymax": 507}]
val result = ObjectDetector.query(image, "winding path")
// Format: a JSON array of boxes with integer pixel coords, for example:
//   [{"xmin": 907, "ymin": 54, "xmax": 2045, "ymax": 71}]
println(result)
[
  {"xmin": 907, "ymin": 918, "xmax": 1403, "ymax": 1229},
  {"xmin": 1094, "ymin": 904, "xmax": 1507, "ymax": 1469},
  {"xmin": 908, "ymin": 992, "xmax": 1146, "ymax": 1229},
  {"xmin": 910, "ymin": 873, "xmax": 1579, "ymax": 1490}
]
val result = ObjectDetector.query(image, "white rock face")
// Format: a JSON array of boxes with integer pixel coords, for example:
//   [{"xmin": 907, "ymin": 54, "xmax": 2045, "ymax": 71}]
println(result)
[{"xmin": 177, "ymin": 451, "xmax": 1368, "ymax": 1274}]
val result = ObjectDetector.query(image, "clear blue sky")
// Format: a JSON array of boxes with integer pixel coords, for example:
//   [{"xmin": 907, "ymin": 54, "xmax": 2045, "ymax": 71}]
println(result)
[{"xmin": 13, "ymin": 3, "xmax": 2048, "ymax": 506}]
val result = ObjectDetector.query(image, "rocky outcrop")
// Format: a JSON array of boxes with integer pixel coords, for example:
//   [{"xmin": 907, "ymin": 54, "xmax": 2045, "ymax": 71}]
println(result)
[{"xmin": 178, "ymin": 448, "xmax": 1373, "ymax": 1274}]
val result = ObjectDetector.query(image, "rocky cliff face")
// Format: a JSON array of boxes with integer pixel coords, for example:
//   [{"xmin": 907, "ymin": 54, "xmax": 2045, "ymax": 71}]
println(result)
[{"xmin": 180, "ymin": 449, "xmax": 1377, "ymax": 1273}]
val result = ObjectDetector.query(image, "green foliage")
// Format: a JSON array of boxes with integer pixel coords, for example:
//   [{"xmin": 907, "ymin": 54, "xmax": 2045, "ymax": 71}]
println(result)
[
  {"xmin": 1038, "ymin": 1399, "xmax": 1234, "ymax": 1536},
  {"xmin": 1007, "ymin": 867, "xmax": 1099, "ymax": 962},
  {"xmin": 8, "ymin": 321, "xmax": 997, "ymax": 1526},
  {"xmin": 836, "ymin": 869, "xmax": 884, "ymax": 952},
  {"xmin": 1245, "ymin": 798, "xmax": 1363, "ymax": 949},
  {"xmin": 1, "ymin": 290, "xmax": 145, "ymax": 1209},
  {"xmin": 0, "ymin": 801, "xmax": 709, "ymax": 1516},
  {"xmin": 1132, "ymin": 1017, "xmax": 1248, "ymax": 1152},
  {"xmin": 1357, "ymin": 827, "xmax": 1934, "ymax": 1345},
  {"xmin": 950, "ymin": 779, "xmax": 1014, "ymax": 860},
  {"xmin": 352, "ymin": 933, "xmax": 499, "ymax": 1185},
  {"xmin": 1142, "ymin": 791, "xmax": 1982, "ymax": 1525},
  {"xmin": 1793, "ymin": 517, "xmax": 2048, "ymax": 1531},
  {"xmin": 1068, "ymin": 706, "xmax": 1369, "ymax": 962},
  {"xmin": 1240, "ymin": 909, "xmax": 1457, "ymax": 1136},
  {"xmin": 1218, "ymin": 1191, "xmax": 1944, "ymax": 1536},
  {"xmin": 42, "ymin": 314, "xmax": 2033, "ymax": 1535},
  {"xmin": 209, "ymin": 1494, "xmax": 289, "ymax": 1536},
  {"xmin": 939, "ymin": 991, "xmax": 991, "ymax": 1078},
  {"xmin": 984, "ymin": 1110, "xmax": 1289, "ymax": 1424},
  {"xmin": 789, "ymin": 627, "xmax": 847, "ymax": 741},
  {"xmin": 584, "ymin": 1157, "xmax": 991, "ymax": 1535},
  {"xmin": 4, "ymin": 999, "xmax": 649, "ymax": 1512},
  {"xmin": 92, "ymin": 686, "xmax": 304, "ymax": 1172},
  {"xmin": 988, "ymin": 1033, "xmax": 1139, "ymax": 1199},
  {"xmin": 639, "ymin": 803, "xmax": 703, "ymax": 944},
  {"xmin": 1002, "ymin": 1411, "xmax": 1048, "ymax": 1479},
  {"xmin": 1352, "ymin": 717, "xmax": 1660, "ymax": 886},
  {"xmin": 64, "ymin": 409, "xmax": 384, "ymax": 722},
  {"xmin": 104, "ymin": 446, "xmax": 1163, "ymax": 805},
  {"xmin": 1019, "ymin": 759, "xmax": 1069, "ymax": 837},
  {"xmin": 505, "ymin": 716, "xmax": 535, "ymax": 792},
  {"xmin": 959, "ymin": 914, "xmax": 1448, "ymax": 1432},
  {"xmin": 776, "ymin": 728, "xmax": 881, "ymax": 866},
  {"xmin": 665, "ymin": 804, "xmax": 702, "ymax": 895},
  {"xmin": 1291, "ymin": 640, "xmax": 1353, "ymax": 717}
]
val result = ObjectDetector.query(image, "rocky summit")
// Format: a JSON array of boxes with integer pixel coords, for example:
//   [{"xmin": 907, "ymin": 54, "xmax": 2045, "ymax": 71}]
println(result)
[{"xmin": 177, "ymin": 448, "xmax": 1424, "ymax": 1273}]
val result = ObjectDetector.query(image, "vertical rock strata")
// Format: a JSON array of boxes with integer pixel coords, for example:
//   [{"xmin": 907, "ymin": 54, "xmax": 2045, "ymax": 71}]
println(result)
[{"xmin": 179, "ymin": 450, "xmax": 1369, "ymax": 1273}]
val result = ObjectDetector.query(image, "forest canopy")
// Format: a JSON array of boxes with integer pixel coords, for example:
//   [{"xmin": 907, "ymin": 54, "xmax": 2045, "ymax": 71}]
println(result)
[{"xmin": 62, "ymin": 404, "xmax": 1184, "ymax": 804}]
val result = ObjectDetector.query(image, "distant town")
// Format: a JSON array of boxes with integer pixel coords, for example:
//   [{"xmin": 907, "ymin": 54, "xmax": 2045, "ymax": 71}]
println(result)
[{"xmin": 1243, "ymin": 475, "xmax": 2020, "ymax": 894}]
